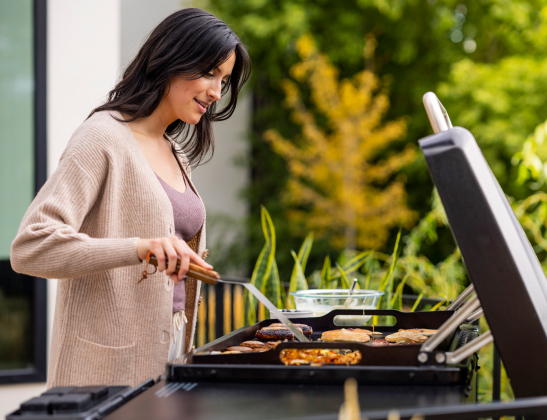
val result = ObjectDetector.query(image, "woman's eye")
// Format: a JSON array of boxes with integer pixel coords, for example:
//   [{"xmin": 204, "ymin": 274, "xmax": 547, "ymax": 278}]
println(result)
[{"xmin": 206, "ymin": 73, "xmax": 214, "ymax": 78}]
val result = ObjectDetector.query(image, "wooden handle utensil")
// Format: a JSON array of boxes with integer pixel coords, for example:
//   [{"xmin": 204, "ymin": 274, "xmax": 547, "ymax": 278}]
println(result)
[{"xmin": 147, "ymin": 255, "xmax": 221, "ymax": 285}]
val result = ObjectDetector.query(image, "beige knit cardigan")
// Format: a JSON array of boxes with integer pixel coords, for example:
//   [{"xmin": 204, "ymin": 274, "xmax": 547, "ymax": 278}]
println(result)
[{"xmin": 10, "ymin": 110, "xmax": 206, "ymax": 388}]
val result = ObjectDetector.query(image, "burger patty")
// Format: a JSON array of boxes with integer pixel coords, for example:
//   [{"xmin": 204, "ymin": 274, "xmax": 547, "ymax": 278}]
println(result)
[
  {"xmin": 321, "ymin": 328, "xmax": 371, "ymax": 343},
  {"xmin": 255, "ymin": 323, "xmax": 313, "ymax": 340},
  {"xmin": 241, "ymin": 340, "xmax": 268, "ymax": 349},
  {"xmin": 256, "ymin": 328, "xmax": 295, "ymax": 340},
  {"xmin": 226, "ymin": 346, "xmax": 254, "ymax": 352},
  {"xmin": 267, "ymin": 323, "xmax": 313, "ymax": 335},
  {"xmin": 371, "ymin": 338, "xmax": 389, "ymax": 347}
]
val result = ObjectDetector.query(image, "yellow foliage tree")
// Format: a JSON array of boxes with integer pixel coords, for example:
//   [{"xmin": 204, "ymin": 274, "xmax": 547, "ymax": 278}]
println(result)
[{"xmin": 264, "ymin": 34, "xmax": 417, "ymax": 250}]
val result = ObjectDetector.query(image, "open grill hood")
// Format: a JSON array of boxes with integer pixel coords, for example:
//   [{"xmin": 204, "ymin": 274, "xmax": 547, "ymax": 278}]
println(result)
[{"xmin": 420, "ymin": 127, "xmax": 547, "ymax": 398}]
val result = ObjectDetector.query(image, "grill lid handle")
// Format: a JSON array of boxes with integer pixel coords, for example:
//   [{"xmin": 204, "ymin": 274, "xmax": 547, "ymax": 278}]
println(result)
[
  {"xmin": 466, "ymin": 307, "xmax": 484, "ymax": 323},
  {"xmin": 440, "ymin": 330, "xmax": 494, "ymax": 365},
  {"xmin": 446, "ymin": 284, "xmax": 475, "ymax": 311},
  {"xmin": 420, "ymin": 294, "xmax": 481, "ymax": 353},
  {"xmin": 423, "ymin": 92, "xmax": 453, "ymax": 134}
]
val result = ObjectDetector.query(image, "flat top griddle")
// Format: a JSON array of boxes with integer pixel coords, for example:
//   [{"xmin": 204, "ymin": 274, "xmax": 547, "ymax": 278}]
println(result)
[{"xmin": 170, "ymin": 309, "xmax": 478, "ymax": 386}]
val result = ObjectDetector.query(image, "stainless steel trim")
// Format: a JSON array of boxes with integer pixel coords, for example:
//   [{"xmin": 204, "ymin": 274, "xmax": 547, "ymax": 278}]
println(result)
[
  {"xmin": 445, "ymin": 330, "xmax": 494, "ymax": 365},
  {"xmin": 466, "ymin": 308, "xmax": 484, "ymax": 323},
  {"xmin": 421, "ymin": 295, "xmax": 481, "ymax": 353},
  {"xmin": 446, "ymin": 284, "xmax": 475, "ymax": 311},
  {"xmin": 423, "ymin": 92, "xmax": 453, "ymax": 134}
]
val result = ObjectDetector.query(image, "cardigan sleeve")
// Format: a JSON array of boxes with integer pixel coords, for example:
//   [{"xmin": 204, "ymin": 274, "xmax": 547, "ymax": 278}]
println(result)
[{"xmin": 10, "ymin": 125, "xmax": 141, "ymax": 279}]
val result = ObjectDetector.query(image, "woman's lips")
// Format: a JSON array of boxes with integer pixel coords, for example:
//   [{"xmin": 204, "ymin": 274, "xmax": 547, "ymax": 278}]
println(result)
[{"xmin": 194, "ymin": 99, "xmax": 207, "ymax": 114}]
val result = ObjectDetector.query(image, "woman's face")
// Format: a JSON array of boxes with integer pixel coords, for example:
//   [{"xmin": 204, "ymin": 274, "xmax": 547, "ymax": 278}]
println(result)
[{"xmin": 163, "ymin": 51, "xmax": 236, "ymax": 125}]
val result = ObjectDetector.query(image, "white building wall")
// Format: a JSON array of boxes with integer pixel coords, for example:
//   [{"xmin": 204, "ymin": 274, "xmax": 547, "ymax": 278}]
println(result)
[{"xmin": 1, "ymin": 1, "xmax": 250, "ymax": 416}]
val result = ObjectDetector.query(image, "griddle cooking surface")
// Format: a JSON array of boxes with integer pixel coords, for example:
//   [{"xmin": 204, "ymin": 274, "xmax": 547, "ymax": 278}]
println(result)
[{"xmin": 189, "ymin": 309, "xmax": 458, "ymax": 368}]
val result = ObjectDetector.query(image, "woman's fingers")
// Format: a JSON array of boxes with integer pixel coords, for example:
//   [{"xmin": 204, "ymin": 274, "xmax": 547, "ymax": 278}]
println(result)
[
  {"xmin": 162, "ymin": 237, "xmax": 179, "ymax": 276},
  {"xmin": 172, "ymin": 241, "xmax": 196, "ymax": 280},
  {"xmin": 186, "ymin": 247, "xmax": 212, "ymax": 269},
  {"xmin": 179, "ymin": 253, "xmax": 190, "ymax": 280},
  {"xmin": 137, "ymin": 236, "xmax": 213, "ymax": 282},
  {"xmin": 149, "ymin": 239, "xmax": 167, "ymax": 272}
]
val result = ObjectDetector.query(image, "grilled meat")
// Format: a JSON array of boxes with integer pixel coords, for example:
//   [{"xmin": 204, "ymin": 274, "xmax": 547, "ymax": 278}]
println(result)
[
  {"xmin": 226, "ymin": 346, "xmax": 254, "ymax": 352},
  {"xmin": 371, "ymin": 338, "xmax": 389, "ymax": 347},
  {"xmin": 255, "ymin": 323, "xmax": 312, "ymax": 340},
  {"xmin": 410, "ymin": 328, "xmax": 437, "ymax": 337},
  {"xmin": 241, "ymin": 340, "xmax": 268, "ymax": 349},
  {"xmin": 256, "ymin": 328, "xmax": 295, "ymax": 340},
  {"xmin": 385, "ymin": 330, "xmax": 428, "ymax": 344},
  {"xmin": 321, "ymin": 328, "xmax": 371, "ymax": 343},
  {"xmin": 267, "ymin": 323, "xmax": 313, "ymax": 335}
]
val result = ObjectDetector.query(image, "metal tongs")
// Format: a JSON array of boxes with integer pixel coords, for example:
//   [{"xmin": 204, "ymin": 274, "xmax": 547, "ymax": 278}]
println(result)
[{"xmin": 146, "ymin": 255, "xmax": 310, "ymax": 342}]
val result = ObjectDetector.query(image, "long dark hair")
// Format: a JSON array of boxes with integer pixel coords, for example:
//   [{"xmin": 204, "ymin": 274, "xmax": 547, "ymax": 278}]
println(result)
[{"xmin": 90, "ymin": 8, "xmax": 251, "ymax": 168}]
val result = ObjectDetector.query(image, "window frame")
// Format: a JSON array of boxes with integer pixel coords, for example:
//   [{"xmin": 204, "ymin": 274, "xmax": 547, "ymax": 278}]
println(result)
[{"xmin": 0, "ymin": 0, "xmax": 48, "ymax": 385}]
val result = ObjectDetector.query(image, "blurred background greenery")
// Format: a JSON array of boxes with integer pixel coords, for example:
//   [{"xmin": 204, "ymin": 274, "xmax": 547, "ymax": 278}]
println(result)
[
  {"xmin": 197, "ymin": 0, "xmax": 547, "ymax": 278},
  {"xmin": 191, "ymin": 0, "xmax": 547, "ymax": 403}
]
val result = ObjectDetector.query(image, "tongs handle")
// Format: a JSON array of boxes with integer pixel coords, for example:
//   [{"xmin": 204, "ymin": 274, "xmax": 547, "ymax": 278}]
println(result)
[{"xmin": 148, "ymin": 255, "xmax": 221, "ymax": 285}]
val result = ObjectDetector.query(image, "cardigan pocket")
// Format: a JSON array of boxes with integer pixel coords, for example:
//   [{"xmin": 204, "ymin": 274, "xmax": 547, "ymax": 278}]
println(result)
[{"xmin": 69, "ymin": 335, "xmax": 136, "ymax": 386}]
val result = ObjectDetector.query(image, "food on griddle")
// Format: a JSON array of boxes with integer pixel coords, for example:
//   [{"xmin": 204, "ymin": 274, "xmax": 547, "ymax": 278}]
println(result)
[
  {"xmin": 256, "ymin": 328, "xmax": 295, "ymax": 340},
  {"xmin": 280, "ymin": 349, "xmax": 362, "ymax": 366},
  {"xmin": 267, "ymin": 341, "xmax": 281, "ymax": 348},
  {"xmin": 321, "ymin": 328, "xmax": 371, "ymax": 343},
  {"xmin": 222, "ymin": 350, "xmax": 243, "ymax": 354},
  {"xmin": 385, "ymin": 329, "xmax": 428, "ymax": 344},
  {"xmin": 410, "ymin": 328, "xmax": 437, "ymax": 337},
  {"xmin": 226, "ymin": 346, "xmax": 254, "ymax": 352},
  {"xmin": 255, "ymin": 322, "xmax": 312, "ymax": 340},
  {"xmin": 268, "ymin": 323, "xmax": 313, "ymax": 335},
  {"xmin": 241, "ymin": 340, "xmax": 268, "ymax": 349},
  {"xmin": 371, "ymin": 338, "xmax": 389, "ymax": 347}
]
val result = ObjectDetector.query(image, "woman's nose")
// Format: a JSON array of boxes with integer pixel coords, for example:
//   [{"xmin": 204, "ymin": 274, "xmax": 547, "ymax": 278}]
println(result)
[{"xmin": 208, "ymin": 81, "xmax": 222, "ymax": 102}]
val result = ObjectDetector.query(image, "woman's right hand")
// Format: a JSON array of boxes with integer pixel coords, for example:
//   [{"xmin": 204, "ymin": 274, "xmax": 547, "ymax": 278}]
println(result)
[{"xmin": 137, "ymin": 237, "xmax": 212, "ymax": 283}]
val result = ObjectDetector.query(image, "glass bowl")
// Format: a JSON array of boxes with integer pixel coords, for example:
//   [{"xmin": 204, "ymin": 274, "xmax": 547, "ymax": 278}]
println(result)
[{"xmin": 290, "ymin": 289, "xmax": 384, "ymax": 323}]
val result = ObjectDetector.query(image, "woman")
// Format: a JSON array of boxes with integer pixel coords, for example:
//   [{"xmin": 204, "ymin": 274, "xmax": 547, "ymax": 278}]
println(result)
[{"xmin": 11, "ymin": 8, "xmax": 251, "ymax": 387}]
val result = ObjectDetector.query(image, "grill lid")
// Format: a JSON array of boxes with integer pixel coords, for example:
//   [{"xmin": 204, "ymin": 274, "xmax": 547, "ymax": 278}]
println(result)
[{"xmin": 419, "ymin": 125, "xmax": 547, "ymax": 398}]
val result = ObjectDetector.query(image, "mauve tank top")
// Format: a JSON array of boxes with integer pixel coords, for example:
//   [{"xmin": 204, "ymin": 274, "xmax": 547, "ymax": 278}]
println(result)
[{"xmin": 155, "ymin": 173, "xmax": 205, "ymax": 312}]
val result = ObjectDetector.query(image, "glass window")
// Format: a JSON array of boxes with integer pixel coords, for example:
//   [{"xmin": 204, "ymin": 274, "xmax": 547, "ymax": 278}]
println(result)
[{"xmin": 0, "ymin": 0, "xmax": 46, "ymax": 382}]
